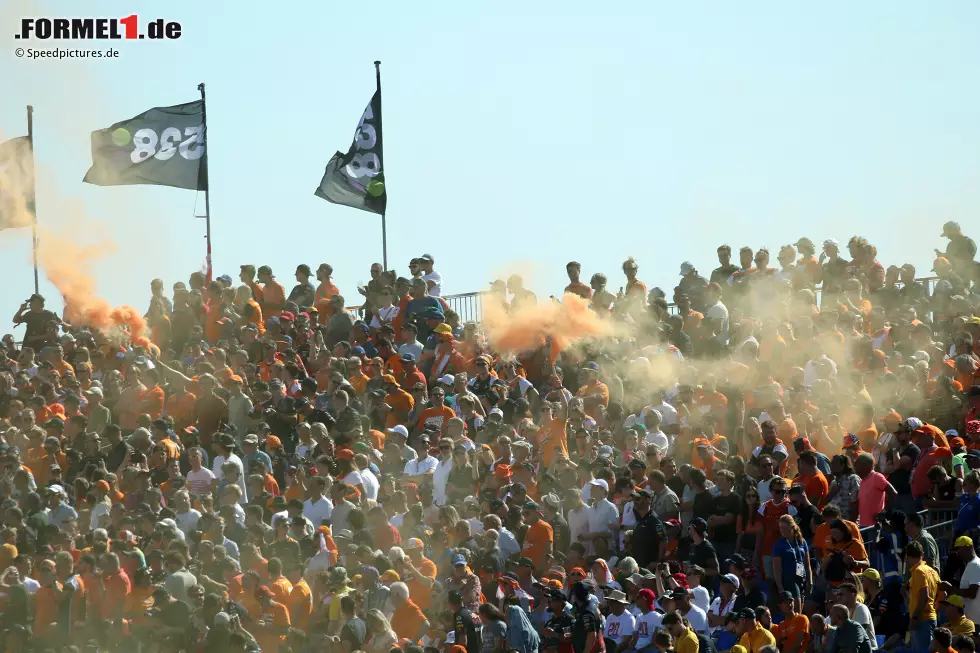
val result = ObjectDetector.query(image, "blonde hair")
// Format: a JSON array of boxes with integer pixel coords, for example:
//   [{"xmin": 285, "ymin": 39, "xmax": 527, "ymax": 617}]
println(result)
[{"xmin": 779, "ymin": 514, "xmax": 803, "ymax": 543}]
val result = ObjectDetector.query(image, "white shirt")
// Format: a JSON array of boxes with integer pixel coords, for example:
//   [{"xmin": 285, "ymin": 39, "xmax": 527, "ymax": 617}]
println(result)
[
  {"xmin": 644, "ymin": 430, "xmax": 669, "ymax": 453},
  {"xmin": 691, "ymin": 586, "xmax": 710, "ymax": 613},
  {"xmin": 423, "ymin": 271, "xmax": 443, "ymax": 296},
  {"xmin": 22, "ymin": 577, "xmax": 39, "ymax": 594},
  {"xmin": 568, "ymin": 505, "xmax": 590, "ymax": 550},
  {"xmin": 432, "ymin": 458, "xmax": 453, "ymax": 506},
  {"xmin": 587, "ymin": 499, "xmax": 620, "ymax": 555},
  {"xmin": 343, "ymin": 470, "xmax": 364, "ymax": 489},
  {"xmin": 186, "ymin": 467, "xmax": 216, "ymax": 496},
  {"xmin": 682, "ymin": 604, "xmax": 709, "ymax": 634},
  {"xmin": 634, "ymin": 611, "xmax": 661, "ymax": 648},
  {"xmin": 404, "ymin": 455, "xmax": 438, "ymax": 477},
  {"xmin": 89, "ymin": 502, "xmax": 111, "ymax": 532},
  {"xmin": 175, "ymin": 509, "xmax": 202, "ymax": 535},
  {"xmin": 498, "ymin": 527, "xmax": 521, "ymax": 558},
  {"xmin": 960, "ymin": 557, "xmax": 980, "ymax": 623},
  {"xmin": 851, "ymin": 602, "xmax": 876, "ymax": 649},
  {"xmin": 704, "ymin": 300, "xmax": 730, "ymax": 343},
  {"xmin": 370, "ymin": 305, "xmax": 401, "ymax": 329},
  {"xmin": 709, "ymin": 595, "xmax": 736, "ymax": 634},
  {"xmin": 620, "ymin": 502, "xmax": 637, "ymax": 549},
  {"xmin": 604, "ymin": 611, "xmax": 635, "ymax": 645},
  {"xmin": 303, "ymin": 496, "xmax": 334, "ymax": 528},
  {"xmin": 212, "ymin": 453, "xmax": 247, "ymax": 504},
  {"xmin": 360, "ymin": 468, "xmax": 380, "ymax": 500}
]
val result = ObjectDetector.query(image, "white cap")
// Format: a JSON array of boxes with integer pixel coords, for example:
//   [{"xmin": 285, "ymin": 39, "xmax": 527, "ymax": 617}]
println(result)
[
  {"xmin": 589, "ymin": 478, "xmax": 609, "ymax": 491},
  {"xmin": 84, "ymin": 387, "xmax": 104, "ymax": 398},
  {"xmin": 489, "ymin": 407, "xmax": 504, "ymax": 418},
  {"xmin": 437, "ymin": 375, "xmax": 455, "ymax": 385},
  {"xmin": 721, "ymin": 573, "xmax": 740, "ymax": 589},
  {"xmin": 47, "ymin": 484, "xmax": 65, "ymax": 496},
  {"xmin": 823, "ymin": 238, "xmax": 839, "ymax": 249},
  {"xmin": 679, "ymin": 261, "xmax": 695, "ymax": 276},
  {"xmin": 386, "ymin": 425, "xmax": 409, "ymax": 438},
  {"xmin": 910, "ymin": 350, "xmax": 931, "ymax": 363}
]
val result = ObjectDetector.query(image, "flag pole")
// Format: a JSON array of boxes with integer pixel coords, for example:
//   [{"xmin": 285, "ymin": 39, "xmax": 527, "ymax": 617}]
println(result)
[
  {"xmin": 26, "ymin": 105, "xmax": 38, "ymax": 295},
  {"xmin": 197, "ymin": 83, "xmax": 212, "ymax": 284},
  {"xmin": 375, "ymin": 60, "xmax": 387, "ymax": 272}
]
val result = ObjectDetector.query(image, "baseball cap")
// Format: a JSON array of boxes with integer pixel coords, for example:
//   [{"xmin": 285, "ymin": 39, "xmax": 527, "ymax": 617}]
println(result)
[
  {"xmin": 405, "ymin": 538, "xmax": 424, "ymax": 550},
  {"xmin": 588, "ymin": 478, "xmax": 609, "ymax": 491},
  {"xmin": 451, "ymin": 554, "xmax": 467, "ymax": 567},
  {"xmin": 720, "ymin": 573, "xmax": 740, "ymax": 589},
  {"xmin": 387, "ymin": 425, "xmax": 409, "ymax": 438},
  {"xmin": 581, "ymin": 361, "xmax": 600, "ymax": 372},
  {"xmin": 942, "ymin": 595, "xmax": 965, "ymax": 609},
  {"xmin": 776, "ymin": 590, "xmax": 794, "ymax": 603},
  {"xmin": 861, "ymin": 569, "xmax": 881, "ymax": 583},
  {"xmin": 690, "ymin": 517, "xmax": 708, "ymax": 534},
  {"xmin": 679, "ymin": 261, "xmax": 695, "ymax": 276},
  {"xmin": 955, "ymin": 536, "xmax": 974, "ymax": 548}
]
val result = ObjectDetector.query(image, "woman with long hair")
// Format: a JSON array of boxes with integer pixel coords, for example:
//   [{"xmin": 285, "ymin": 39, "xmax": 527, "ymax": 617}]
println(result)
[
  {"xmin": 771, "ymin": 514, "xmax": 811, "ymax": 613},
  {"xmin": 735, "ymin": 487, "xmax": 763, "ymax": 559},
  {"xmin": 363, "ymin": 609, "xmax": 398, "ymax": 653},
  {"xmin": 478, "ymin": 602, "xmax": 509, "ymax": 653}
]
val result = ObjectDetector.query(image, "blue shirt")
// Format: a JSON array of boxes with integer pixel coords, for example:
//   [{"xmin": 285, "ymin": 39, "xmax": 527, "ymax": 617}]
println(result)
[
  {"xmin": 243, "ymin": 449, "xmax": 273, "ymax": 475},
  {"xmin": 956, "ymin": 493, "xmax": 980, "ymax": 534},
  {"xmin": 772, "ymin": 537, "xmax": 808, "ymax": 587}
]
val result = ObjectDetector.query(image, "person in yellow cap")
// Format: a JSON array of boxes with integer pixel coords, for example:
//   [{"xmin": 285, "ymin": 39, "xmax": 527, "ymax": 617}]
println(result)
[
  {"xmin": 940, "ymin": 594, "xmax": 976, "ymax": 637},
  {"xmin": 939, "ymin": 535, "xmax": 980, "ymax": 626}
]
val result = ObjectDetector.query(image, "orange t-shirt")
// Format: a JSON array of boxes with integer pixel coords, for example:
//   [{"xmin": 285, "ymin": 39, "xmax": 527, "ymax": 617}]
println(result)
[
  {"xmin": 417, "ymin": 406, "xmax": 456, "ymax": 435},
  {"xmin": 370, "ymin": 429, "xmax": 386, "ymax": 451},
  {"xmin": 537, "ymin": 417, "xmax": 568, "ymax": 467},
  {"xmin": 385, "ymin": 389, "xmax": 415, "ymax": 428},
  {"xmin": 264, "ymin": 474, "xmax": 281, "ymax": 497},
  {"xmin": 124, "ymin": 585, "xmax": 154, "ymax": 624},
  {"xmin": 205, "ymin": 307, "xmax": 224, "ymax": 343},
  {"xmin": 54, "ymin": 360, "xmax": 74, "ymax": 377},
  {"xmin": 773, "ymin": 613, "xmax": 810, "ymax": 652},
  {"xmin": 165, "ymin": 391, "xmax": 197, "ymax": 427},
  {"xmin": 315, "ymin": 281, "xmax": 339, "ymax": 304},
  {"xmin": 391, "ymin": 599, "xmax": 427, "ymax": 642},
  {"xmin": 269, "ymin": 576, "xmax": 293, "ymax": 605},
  {"xmin": 854, "ymin": 425, "xmax": 878, "ymax": 456},
  {"xmin": 575, "ymin": 382, "xmax": 609, "ymax": 418},
  {"xmin": 140, "ymin": 385, "xmax": 166, "ymax": 419},
  {"xmin": 255, "ymin": 600, "xmax": 291, "ymax": 653},
  {"xmin": 246, "ymin": 299, "xmax": 265, "ymax": 334},
  {"xmin": 405, "ymin": 557, "xmax": 437, "ymax": 611},
  {"xmin": 813, "ymin": 520, "xmax": 866, "ymax": 563},
  {"xmin": 522, "ymin": 519, "xmax": 554, "ymax": 571},
  {"xmin": 348, "ymin": 373, "xmax": 369, "ymax": 396},
  {"xmin": 262, "ymin": 281, "xmax": 287, "ymax": 318},
  {"xmin": 101, "ymin": 570, "xmax": 131, "ymax": 619},
  {"xmin": 35, "ymin": 585, "xmax": 61, "ymax": 636},
  {"xmin": 795, "ymin": 472, "xmax": 829, "ymax": 507},
  {"xmin": 288, "ymin": 579, "xmax": 313, "ymax": 632}
]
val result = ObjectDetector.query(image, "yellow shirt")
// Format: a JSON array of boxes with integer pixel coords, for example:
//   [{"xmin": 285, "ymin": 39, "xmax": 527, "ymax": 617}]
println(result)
[
  {"xmin": 738, "ymin": 623, "xmax": 777, "ymax": 653},
  {"xmin": 947, "ymin": 614, "xmax": 975, "ymax": 637},
  {"xmin": 908, "ymin": 561, "xmax": 939, "ymax": 622},
  {"xmin": 674, "ymin": 628, "xmax": 700, "ymax": 653}
]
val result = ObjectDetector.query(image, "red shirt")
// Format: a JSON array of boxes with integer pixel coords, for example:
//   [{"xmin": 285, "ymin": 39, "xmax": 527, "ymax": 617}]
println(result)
[{"xmin": 911, "ymin": 445, "xmax": 952, "ymax": 498}]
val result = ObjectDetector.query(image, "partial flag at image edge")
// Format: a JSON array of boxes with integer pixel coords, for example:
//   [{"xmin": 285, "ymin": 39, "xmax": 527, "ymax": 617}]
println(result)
[{"xmin": 0, "ymin": 135, "xmax": 36, "ymax": 230}]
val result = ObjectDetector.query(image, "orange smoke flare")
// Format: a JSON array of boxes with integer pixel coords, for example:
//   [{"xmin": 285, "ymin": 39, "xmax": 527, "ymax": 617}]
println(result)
[
  {"xmin": 483, "ymin": 292, "xmax": 613, "ymax": 356},
  {"xmin": 37, "ymin": 227, "xmax": 146, "ymax": 340}
]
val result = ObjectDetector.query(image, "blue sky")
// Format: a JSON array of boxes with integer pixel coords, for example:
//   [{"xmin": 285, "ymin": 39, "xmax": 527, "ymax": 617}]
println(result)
[{"xmin": 1, "ymin": 1, "xmax": 979, "ymax": 337}]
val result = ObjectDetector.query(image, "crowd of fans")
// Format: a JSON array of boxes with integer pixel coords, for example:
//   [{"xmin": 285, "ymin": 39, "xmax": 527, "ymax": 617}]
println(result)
[{"xmin": 0, "ymin": 226, "xmax": 978, "ymax": 653}]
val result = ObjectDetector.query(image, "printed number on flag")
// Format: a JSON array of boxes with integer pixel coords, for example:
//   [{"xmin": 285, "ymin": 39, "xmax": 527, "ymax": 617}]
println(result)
[
  {"xmin": 130, "ymin": 126, "xmax": 205, "ymax": 164},
  {"xmin": 346, "ymin": 104, "xmax": 380, "ymax": 178}
]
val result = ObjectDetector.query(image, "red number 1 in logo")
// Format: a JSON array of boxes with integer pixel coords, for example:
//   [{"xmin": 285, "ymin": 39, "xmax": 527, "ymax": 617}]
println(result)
[{"xmin": 120, "ymin": 14, "xmax": 137, "ymax": 39}]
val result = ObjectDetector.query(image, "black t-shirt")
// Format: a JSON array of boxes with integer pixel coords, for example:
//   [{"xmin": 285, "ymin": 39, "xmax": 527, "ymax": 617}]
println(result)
[
  {"xmin": 571, "ymin": 607, "xmax": 603, "ymax": 653},
  {"xmin": 544, "ymin": 609, "xmax": 575, "ymax": 652},
  {"xmin": 690, "ymin": 539, "xmax": 718, "ymax": 572},
  {"xmin": 867, "ymin": 583, "xmax": 907, "ymax": 638},
  {"xmin": 455, "ymin": 607, "xmax": 483, "ymax": 653},
  {"xmin": 692, "ymin": 490, "xmax": 716, "ymax": 522},
  {"xmin": 733, "ymin": 585, "xmax": 766, "ymax": 612},
  {"xmin": 712, "ymin": 492, "xmax": 743, "ymax": 543},
  {"xmin": 666, "ymin": 476, "xmax": 686, "ymax": 499},
  {"xmin": 795, "ymin": 502, "xmax": 820, "ymax": 541},
  {"xmin": 630, "ymin": 510, "xmax": 666, "ymax": 569},
  {"xmin": 157, "ymin": 598, "xmax": 192, "ymax": 628},
  {"xmin": 17, "ymin": 309, "xmax": 59, "ymax": 346}
]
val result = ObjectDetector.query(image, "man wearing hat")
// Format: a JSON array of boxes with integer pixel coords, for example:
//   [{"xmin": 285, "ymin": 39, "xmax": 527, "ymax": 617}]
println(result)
[
  {"xmin": 736, "ymin": 606, "xmax": 776, "ymax": 652},
  {"xmin": 940, "ymin": 535, "xmax": 980, "ymax": 625},
  {"xmin": 625, "ymin": 488, "xmax": 665, "ymax": 569},
  {"xmin": 13, "ymin": 294, "xmax": 60, "ymax": 348},
  {"xmin": 940, "ymin": 594, "xmax": 975, "ymax": 637},
  {"xmin": 601, "ymin": 589, "xmax": 634, "ymax": 651},
  {"xmin": 287, "ymin": 264, "xmax": 315, "ymax": 310},
  {"xmin": 581, "ymin": 478, "xmax": 618, "ymax": 558},
  {"xmin": 449, "ymin": 588, "xmax": 483, "ymax": 653},
  {"xmin": 771, "ymin": 590, "xmax": 809, "ymax": 652},
  {"xmin": 541, "ymin": 588, "xmax": 574, "ymax": 653}
]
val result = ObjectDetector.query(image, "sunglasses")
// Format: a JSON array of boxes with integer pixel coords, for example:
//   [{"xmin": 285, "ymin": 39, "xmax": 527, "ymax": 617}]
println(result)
[{"xmin": 772, "ymin": 488, "xmax": 786, "ymax": 494}]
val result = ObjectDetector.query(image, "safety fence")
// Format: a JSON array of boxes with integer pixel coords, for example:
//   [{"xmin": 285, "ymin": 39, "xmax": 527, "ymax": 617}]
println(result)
[{"xmin": 857, "ymin": 508, "xmax": 958, "ymax": 572}]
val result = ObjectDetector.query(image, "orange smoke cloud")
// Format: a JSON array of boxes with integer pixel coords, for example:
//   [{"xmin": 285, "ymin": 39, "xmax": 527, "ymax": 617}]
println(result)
[
  {"xmin": 36, "ymin": 226, "xmax": 146, "ymax": 340},
  {"xmin": 483, "ymin": 292, "xmax": 614, "ymax": 355}
]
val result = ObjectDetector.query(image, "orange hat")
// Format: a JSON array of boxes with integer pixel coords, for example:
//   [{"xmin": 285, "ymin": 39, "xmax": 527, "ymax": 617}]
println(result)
[
  {"xmin": 94, "ymin": 480, "xmax": 111, "ymax": 493},
  {"xmin": 265, "ymin": 435, "xmax": 282, "ymax": 450},
  {"xmin": 493, "ymin": 464, "xmax": 512, "ymax": 479},
  {"xmin": 226, "ymin": 375, "xmax": 243, "ymax": 385},
  {"xmin": 883, "ymin": 411, "xmax": 902, "ymax": 425},
  {"xmin": 382, "ymin": 374, "xmax": 398, "ymax": 386},
  {"xmin": 380, "ymin": 570, "xmax": 400, "ymax": 582},
  {"xmin": 336, "ymin": 449, "xmax": 355, "ymax": 461}
]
